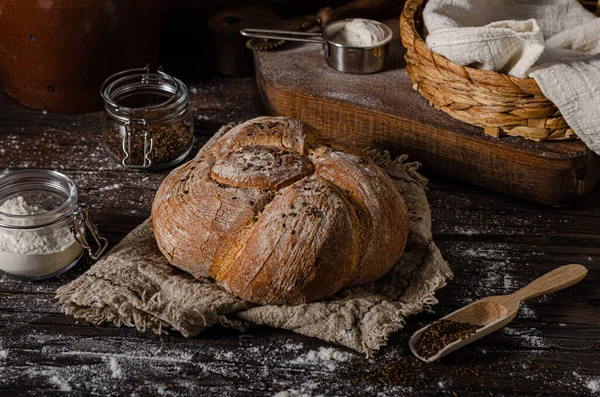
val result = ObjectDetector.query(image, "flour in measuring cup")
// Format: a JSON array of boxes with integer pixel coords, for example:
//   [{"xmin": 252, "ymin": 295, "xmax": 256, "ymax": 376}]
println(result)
[
  {"xmin": 331, "ymin": 19, "xmax": 386, "ymax": 47},
  {"xmin": 0, "ymin": 196, "xmax": 83, "ymax": 278}
]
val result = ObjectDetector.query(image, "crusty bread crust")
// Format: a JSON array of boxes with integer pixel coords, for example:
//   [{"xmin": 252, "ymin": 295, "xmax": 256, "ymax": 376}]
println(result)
[{"xmin": 152, "ymin": 117, "xmax": 409, "ymax": 305}]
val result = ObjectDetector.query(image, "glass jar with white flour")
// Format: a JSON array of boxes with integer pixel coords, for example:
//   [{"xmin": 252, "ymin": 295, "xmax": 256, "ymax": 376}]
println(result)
[{"xmin": 0, "ymin": 170, "xmax": 108, "ymax": 279}]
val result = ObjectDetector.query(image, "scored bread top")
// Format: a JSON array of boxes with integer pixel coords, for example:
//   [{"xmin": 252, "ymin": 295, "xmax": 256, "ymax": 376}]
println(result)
[{"xmin": 152, "ymin": 117, "xmax": 409, "ymax": 305}]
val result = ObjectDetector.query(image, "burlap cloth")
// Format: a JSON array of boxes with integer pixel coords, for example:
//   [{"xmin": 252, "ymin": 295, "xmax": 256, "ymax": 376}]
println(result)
[{"xmin": 56, "ymin": 125, "xmax": 452, "ymax": 356}]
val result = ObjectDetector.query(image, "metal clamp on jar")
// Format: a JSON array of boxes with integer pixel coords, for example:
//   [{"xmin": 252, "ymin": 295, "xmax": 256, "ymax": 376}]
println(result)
[
  {"xmin": 101, "ymin": 67, "xmax": 194, "ymax": 169},
  {"xmin": 0, "ymin": 170, "xmax": 108, "ymax": 279}
]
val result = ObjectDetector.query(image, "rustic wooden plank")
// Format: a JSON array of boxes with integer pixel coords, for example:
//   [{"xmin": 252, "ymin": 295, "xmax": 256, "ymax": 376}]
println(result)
[
  {"xmin": 0, "ymin": 74, "xmax": 599, "ymax": 396},
  {"xmin": 0, "ymin": 321, "xmax": 598, "ymax": 396},
  {"xmin": 1, "ymin": 128, "xmax": 598, "ymax": 242}
]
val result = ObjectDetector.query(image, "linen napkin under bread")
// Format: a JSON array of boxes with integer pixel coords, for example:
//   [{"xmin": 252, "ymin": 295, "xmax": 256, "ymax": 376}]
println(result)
[
  {"xmin": 56, "ymin": 124, "xmax": 452, "ymax": 356},
  {"xmin": 423, "ymin": 0, "xmax": 600, "ymax": 154}
]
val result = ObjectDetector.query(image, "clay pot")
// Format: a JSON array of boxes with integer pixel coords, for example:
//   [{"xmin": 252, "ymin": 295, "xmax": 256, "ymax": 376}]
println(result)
[{"xmin": 0, "ymin": 1, "xmax": 168, "ymax": 113}]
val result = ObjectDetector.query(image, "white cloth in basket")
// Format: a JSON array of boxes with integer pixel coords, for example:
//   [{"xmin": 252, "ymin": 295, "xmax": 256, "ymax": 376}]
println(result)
[{"xmin": 423, "ymin": 0, "xmax": 600, "ymax": 154}]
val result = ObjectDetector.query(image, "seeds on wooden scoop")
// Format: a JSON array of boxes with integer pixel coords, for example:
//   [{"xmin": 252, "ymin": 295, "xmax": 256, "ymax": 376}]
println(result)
[{"xmin": 415, "ymin": 319, "xmax": 480, "ymax": 359}]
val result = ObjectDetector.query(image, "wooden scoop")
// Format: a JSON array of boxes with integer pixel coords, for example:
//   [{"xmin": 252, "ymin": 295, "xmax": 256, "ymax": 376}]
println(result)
[{"xmin": 409, "ymin": 264, "xmax": 588, "ymax": 363}]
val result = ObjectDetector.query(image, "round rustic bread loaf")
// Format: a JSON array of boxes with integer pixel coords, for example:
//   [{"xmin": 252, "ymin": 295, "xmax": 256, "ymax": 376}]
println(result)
[{"xmin": 152, "ymin": 117, "xmax": 409, "ymax": 305}]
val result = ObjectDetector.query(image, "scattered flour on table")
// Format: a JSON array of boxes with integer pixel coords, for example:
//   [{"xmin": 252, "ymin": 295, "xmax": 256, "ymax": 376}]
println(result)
[
  {"xmin": 520, "ymin": 304, "xmax": 537, "ymax": 319},
  {"xmin": 156, "ymin": 384, "xmax": 179, "ymax": 396},
  {"xmin": 586, "ymin": 379, "xmax": 600, "ymax": 394},
  {"xmin": 447, "ymin": 210, "xmax": 560, "ymax": 237},
  {"xmin": 18, "ymin": 331, "xmax": 327, "ymax": 395},
  {"xmin": 452, "ymin": 227, "xmax": 476, "ymax": 236},
  {"xmin": 520, "ymin": 335, "xmax": 547, "ymax": 348},
  {"xmin": 274, "ymin": 390, "xmax": 324, "ymax": 397},
  {"xmin": 62, "ymin": 349, "xmax": 196, "ymax": 364},
  {"xmin": 458, "ymin": 243, "xmax": 548, "ymax": 300},
  {"xmin": 289, "ymin": 347, "xmax": 351, "ymax": 371},
  {"xmin": 49, "ymin": 375, "xmax": 72, "ymax": 391},
  {"xmin": 17, "ymin": 335, "xmax": 206, "ymax": 395},
  {"xmin": 476, "ymin": 258, "xmax": 511, "ymax": 294},
  {"xmin": 274, "ymin": 381, "xmax": 323, "ymax": 397},
  {"xmin": 283, "ymin": 343, "xmax": 304, "ymax": 351},
  {"xmin": 108, "ymin": 357, "xmax": 122, "ymax": 378},
  {"xmin": 0, "ymin": 349, "xmax": 7, "ymax": 359},
  {"xmin": 503, "ymin": 327, "xmax": 549, "ymax": 348},
  {"xmin": 574, "ymin": 372, "xmax": 600, "ymax": 394},
  {"xmin": 216, "ymin": 351, "xmax": 234, "ymax": 360},
  {"xmin": 99, "ymin": 183, "xmax": 122, "ymax": 192},
  {"xmin": 503, "ymin": 274, "xmax": 514, "ymax": 290}
]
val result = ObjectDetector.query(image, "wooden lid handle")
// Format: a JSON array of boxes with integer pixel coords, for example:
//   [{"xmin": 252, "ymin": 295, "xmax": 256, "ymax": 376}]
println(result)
[{"xmin": 511, "ymin": 264, "xmax": 587, "ymax": 303}]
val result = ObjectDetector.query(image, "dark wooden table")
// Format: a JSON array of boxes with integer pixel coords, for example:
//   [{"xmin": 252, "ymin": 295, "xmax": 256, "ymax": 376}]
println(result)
[{"xmin": 0, "ymin": 75, "xmax": 598, "ymax": 397}]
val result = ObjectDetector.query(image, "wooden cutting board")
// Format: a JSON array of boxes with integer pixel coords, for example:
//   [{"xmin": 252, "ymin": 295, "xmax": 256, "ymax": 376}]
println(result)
[{"xmin": 253, "ymin": 20, "xmax": 599, "ymax": 207}]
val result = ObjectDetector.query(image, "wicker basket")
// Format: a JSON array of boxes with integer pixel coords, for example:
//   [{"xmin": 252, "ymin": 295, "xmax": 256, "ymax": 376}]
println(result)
[{"xmin": 400, "ymin": 0, "xmax": 600, "ymax": 141}]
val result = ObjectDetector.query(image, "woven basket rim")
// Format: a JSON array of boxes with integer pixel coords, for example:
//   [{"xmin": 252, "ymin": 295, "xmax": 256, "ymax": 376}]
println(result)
[
  {"xmin": 400, "ymin": 0, "xmax": 543, "ymax": 92},
  {"xmin": 398, "ymin": 0, "xmax": 594, "ymax": 141}
]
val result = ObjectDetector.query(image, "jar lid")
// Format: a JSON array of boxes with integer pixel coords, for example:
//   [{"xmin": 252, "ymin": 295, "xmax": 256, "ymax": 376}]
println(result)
[{"xmin": 101, "ymin": 66, "xmax": 189, "ymax": 124}]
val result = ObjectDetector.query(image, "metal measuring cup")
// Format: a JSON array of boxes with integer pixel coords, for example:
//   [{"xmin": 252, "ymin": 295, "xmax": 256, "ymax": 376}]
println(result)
[{"xmin": 241, "ymin": 19, "xmax": 393, "ymax": 74}]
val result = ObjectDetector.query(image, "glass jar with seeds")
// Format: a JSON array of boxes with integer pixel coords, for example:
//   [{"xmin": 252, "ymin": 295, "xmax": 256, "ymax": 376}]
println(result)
[{"xmin": 101, "ymin": 67, "xmax": 194, "ymax": 169}]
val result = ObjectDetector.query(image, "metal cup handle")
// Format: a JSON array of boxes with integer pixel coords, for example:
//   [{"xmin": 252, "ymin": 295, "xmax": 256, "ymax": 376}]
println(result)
[{"xmin": 240, "ymin": 28, "xmax": 326, "ymax": 44}]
